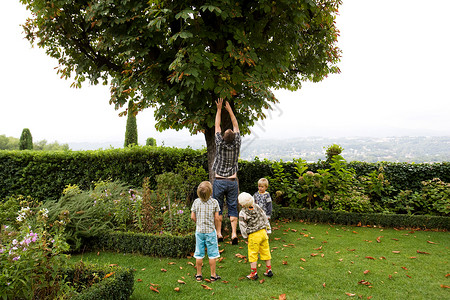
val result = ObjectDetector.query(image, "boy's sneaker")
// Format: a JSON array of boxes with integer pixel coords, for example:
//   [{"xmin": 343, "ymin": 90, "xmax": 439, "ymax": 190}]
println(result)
[
  {"xmin": 264, "ymin": 270, "xmax": 273, "ymax": 277},
  {"xmin": 246, "ymin": 272, "xmax": 259, "ymax": 280}
]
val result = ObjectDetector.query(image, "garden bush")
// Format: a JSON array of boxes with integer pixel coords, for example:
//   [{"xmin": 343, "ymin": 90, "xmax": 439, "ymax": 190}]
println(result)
[{"xmin": 0, "ymin": 200, "xmax": 73, "ymax": 299}]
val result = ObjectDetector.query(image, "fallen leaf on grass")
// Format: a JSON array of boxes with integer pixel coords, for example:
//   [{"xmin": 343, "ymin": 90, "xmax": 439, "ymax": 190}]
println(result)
[
  {"xmin": 427, "ymin": 240, "xmax": 437, "ymax": 244},
  {"xmin": 409, "ymin": 257, "xmax": 417, "ymax": 259},
  {"xmin": 282, "ymin": 260, "xmax": 288, "ymax": 265},
  {"xmin": 358, "ymin": 280, "xmax": 372, "ymax": 286},
  {"xmin": 365, "ymin": 256, "xmax": 375, "ymax": 260},
  {"xmin": 376, "ymin": 236, "xmax": 383, "ymax": 243},
  {"xmin": 150, "ymin": 286, "xmax": 159, "ymax": 293},
  {"xmin": 187, "ymin": 262, "xmax": 194, "ymax": 266},
  {"xmin": 417, "ymin": 250, "xmax": 430, "ymax": 254},
  {"xmin": 392, "ymin": 251, "xmax": 401, "ymax": 254},
  {"xmin": 345, "ymin": 292, "xmax": 356, "ymax": 296},
  {"xmin": 222, "ymin": 280, "xmax": 229, "ymax": 284},
  {"xmin": 161, "ymin": 268, "xmax": 167, "ymax": 272},
  {"xmin": 235, "ymin": 253, "xmax": 246, "ymax": 259},
  {"xmin": 441, "ymin": 285, "xmax": 450, "ymax": 288},
  {"xmin": 177, "ymin": 280, "xmax": 186, "ymax": 284},
  {"xmin": 174, "ymin": 287, "xmax": 180, "ymax": 292},
  {"xmin": 401, "ymin": 267, "xmax": 408, "ymax": 270},
  {"xmin": 314, "ymin": 246, "xmax": 323, "ymax": 250},
  {"xmin": 300, "ymin": 258, "xmax": 306, "ymax": 262},
  {"xmin": 259, "ymin": 279, "xmax": 265, "ymax": 284},
  {"xmin": 137, "ymin": 279, "xmax": 143, "ymax": 282},
  {"xmin": 201, "ymin": 284, "xmax": 212, "ymax": 290},
  {"xmin": 311, "ymin": 253, "xmax": 318, "ymax": 257},
  {"xmin": 168, "ymin": 262, "xmax": 176, "ymax": 265},
  {"xmin": 274, "ymin": 238, "xmax": 281, "ymax": 240},
  {"xmin": 323, "ymin": 282, "xmax": 326, "ymax": 288},
  {"xmin": 364, "ymin": 270, "xmax": 370, "ymax": 275},
  {"xmin": 445, "ymin": 274, "xmax": 450, "ymax": 278},
  {"xmin": 406, "ymin": 274, "xmax": 412, "ymax": 278},
  {"xmin": 279, "ymin": 294, "xmax": 286, "ymax": 300},
  {"xmin": 347, "ymin": 249, "xmax": 356, "ymax": 251}
]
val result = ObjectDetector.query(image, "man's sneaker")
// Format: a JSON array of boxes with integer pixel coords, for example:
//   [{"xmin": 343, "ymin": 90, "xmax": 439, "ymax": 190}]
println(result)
[
  {"xmin": 246, "ymin": 272, "xmax": 259, "ymax": 280},
  {"xmin": 264, "ymin": 270, "xmax": 273, "ymax": 277}
]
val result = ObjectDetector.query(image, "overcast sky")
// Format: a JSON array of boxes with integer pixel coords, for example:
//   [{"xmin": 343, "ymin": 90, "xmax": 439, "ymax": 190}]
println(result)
[{"xmin": 1, "ymin": 0, "xmax": 449, "ymax": 148}]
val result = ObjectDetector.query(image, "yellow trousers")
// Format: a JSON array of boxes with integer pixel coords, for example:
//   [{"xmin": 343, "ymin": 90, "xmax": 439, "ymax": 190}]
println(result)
[{"xmin": 248, "ymin": 229, "xmax": 271, "ymax": 262}]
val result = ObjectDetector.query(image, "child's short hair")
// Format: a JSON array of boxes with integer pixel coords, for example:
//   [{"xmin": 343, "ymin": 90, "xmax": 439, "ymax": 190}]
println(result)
[
  {"xmin": 238, "ymin": 192, "xmax": 254, "ymax": 207},
  {"xmin": 197, "ymin": 181, "xmax": 212, "ymax": 202},
  {"xmin": 258, "ymin": 178, "xmax": 269, "ymax": 188}
]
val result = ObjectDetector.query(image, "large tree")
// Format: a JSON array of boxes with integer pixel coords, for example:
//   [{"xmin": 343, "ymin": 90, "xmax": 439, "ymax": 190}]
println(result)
[{"xmin": 20, "ymin": 0, "xmax": 341, "ymax": 176}]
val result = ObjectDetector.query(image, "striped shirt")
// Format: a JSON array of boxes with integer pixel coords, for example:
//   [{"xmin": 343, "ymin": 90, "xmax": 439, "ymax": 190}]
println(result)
[
  {"xmin": 191, "ymin": 197, "xmax": 220, "ymax": 233},
  {"xmin": 212, "ymin": 132, "xmax": 241, "ymax": 177}
]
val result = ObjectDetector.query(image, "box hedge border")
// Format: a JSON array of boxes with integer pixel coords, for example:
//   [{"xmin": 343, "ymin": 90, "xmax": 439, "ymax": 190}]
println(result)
[
  {"xmin": 63, "ymin": 263, "xmax": 134, "ymax": 300},
  {"xmin": 86, "ymin": 231, "xmax": 195, "ymax": 258},
  {"xmin": 276, "ymin": 207, "xmax": 450, "ymax": 230}
]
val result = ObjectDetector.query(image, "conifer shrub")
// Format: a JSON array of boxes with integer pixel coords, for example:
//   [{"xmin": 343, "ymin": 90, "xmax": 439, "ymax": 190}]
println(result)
[
  {"xmin": 124, "ymin": 100, "xmax": 138, "ymax": 147},
  {"xmin": 19, "ymin": 128, "xmax": 33, "ymax": 150}
]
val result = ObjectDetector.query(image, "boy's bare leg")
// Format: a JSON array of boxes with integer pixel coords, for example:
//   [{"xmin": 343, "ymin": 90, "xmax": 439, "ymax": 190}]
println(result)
[
  {"xmin": 209, "ymin": 258, "xmax": 217, "ymax": 277},
  {"xmin": 196, "ymin": 258, "xmax": 203, "ymax": 276}
]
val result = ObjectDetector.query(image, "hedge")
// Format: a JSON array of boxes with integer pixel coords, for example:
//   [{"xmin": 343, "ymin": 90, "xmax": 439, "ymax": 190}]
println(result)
[
  {"xmin": 87, "ymin": 231, "xmax": 195, "ymax": 258},
  {"xmin": 0, "ymin": 147, "xmax": 207, "ymax": 201},
  {"xmin": 277, "ymin": 207, "xmax": 450, "ymax": 230},
  {"xmin": 0, "ymin": 148, "xmax": 449, "ymax": 202},
  {"xmin": 63, "ymin": 263, "xmax": 134, "ymax": 300}
]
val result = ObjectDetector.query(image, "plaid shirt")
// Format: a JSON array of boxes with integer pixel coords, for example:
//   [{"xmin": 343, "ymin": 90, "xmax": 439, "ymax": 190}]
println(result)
[
  {"xmin": 212, "ymin": 132, "xmax": 241, "ymax": 177},
  {"xmin": 253, "ymin": 191, "xmax": 272, "ymax": 217},
  {"xmin": 191, "ymin": 197, "xmax": 220, "ymax": 233}
]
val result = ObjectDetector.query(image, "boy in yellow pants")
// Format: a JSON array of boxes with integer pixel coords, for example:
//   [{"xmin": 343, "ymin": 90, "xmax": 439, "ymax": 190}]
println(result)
[{"xmin": 238, "ymin": 192, "xmax": 273, "ymax": 280}]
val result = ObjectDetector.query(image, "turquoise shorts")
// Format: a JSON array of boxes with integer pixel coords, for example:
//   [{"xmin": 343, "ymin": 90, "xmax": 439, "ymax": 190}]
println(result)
[{"xmin": 194, "ymin": 230, "xmax": 220, "ymax": 259}]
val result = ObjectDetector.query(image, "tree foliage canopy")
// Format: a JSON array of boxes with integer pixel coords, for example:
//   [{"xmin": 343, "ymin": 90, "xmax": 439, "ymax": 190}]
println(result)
[{"xmin": 20, "ymin": 0, "xmax": 341, "ymax": 137}]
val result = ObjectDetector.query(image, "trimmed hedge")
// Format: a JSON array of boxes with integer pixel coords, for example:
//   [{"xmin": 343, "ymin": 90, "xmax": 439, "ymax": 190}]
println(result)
[
  {"xmin": 0, "ymin": 147, "xmax": 207, "ymax": 201},
  {"xmin": 0, "ymin": 148, "xmax": 449, "ymax": 202},
  {"xmin": 64, "ymin": 263, "xmax": 134, "ymax": 300},
  {"xmin": 277, "ymin": 207, "xmax": 450, "ymax": 230},
  {"xmin": 88, "ymin": 231, "xmax": 195, "ymax": 258}
]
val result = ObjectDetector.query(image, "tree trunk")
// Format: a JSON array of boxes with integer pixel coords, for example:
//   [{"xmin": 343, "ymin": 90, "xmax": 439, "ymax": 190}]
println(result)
[{"xmin": 204, "ymin": 127, "xmax": 216, "ymax": 183}]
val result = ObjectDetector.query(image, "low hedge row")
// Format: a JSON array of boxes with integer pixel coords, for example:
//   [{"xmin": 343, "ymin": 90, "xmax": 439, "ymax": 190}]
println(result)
[
  {"xmin": 64, "ymin": 262, "xmax": 134, "ymax": 300},
  {"xmin": 87, "ymin": 231, "xmax": 195, "ymax": 258},
  {"xmin": 75, "ymin": 210, "xmax": 448, "ymax": 263},
  {"xmin": 277, "ymin": 207, "xmax": 450, "ymax": 230}
]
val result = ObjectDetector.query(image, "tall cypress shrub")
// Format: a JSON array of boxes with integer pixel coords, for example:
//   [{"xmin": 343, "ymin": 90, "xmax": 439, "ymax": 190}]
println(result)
[
  {"xmin": 124, "ymin": 100, "xmax": 138, "ymax": 147},
  {"xmin": 19, "ymin": 128, "xmax": 33, "ymax": 150}
]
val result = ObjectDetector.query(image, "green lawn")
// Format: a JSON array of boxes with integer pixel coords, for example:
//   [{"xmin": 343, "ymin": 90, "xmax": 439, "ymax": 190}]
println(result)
[{"xmin": 72, "ymin": 221, "xmax": 449, "ymax": 299}]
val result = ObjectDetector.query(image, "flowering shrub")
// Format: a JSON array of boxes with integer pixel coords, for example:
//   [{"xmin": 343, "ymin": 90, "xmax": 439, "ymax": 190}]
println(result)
[{"xmin": 0, "ymin": 205, "xmax": 73, "ymax": 299}]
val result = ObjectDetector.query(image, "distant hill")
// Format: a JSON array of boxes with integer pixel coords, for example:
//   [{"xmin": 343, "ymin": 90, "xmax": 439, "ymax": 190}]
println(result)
[{"xmin": 68, "ymin": 136, "xmax": 450, "ymax": 163}]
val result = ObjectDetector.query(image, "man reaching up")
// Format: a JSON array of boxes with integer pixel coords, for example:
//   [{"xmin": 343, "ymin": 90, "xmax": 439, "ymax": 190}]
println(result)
[{"xmin": 212, "ymin": 98, "xmax": 241, "ymax": 245}]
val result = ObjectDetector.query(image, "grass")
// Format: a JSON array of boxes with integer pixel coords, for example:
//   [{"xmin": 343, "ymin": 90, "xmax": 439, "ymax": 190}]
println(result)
[{"xmin": 71, "ymin": 220, "xmax": 449, "ymax": 299}]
